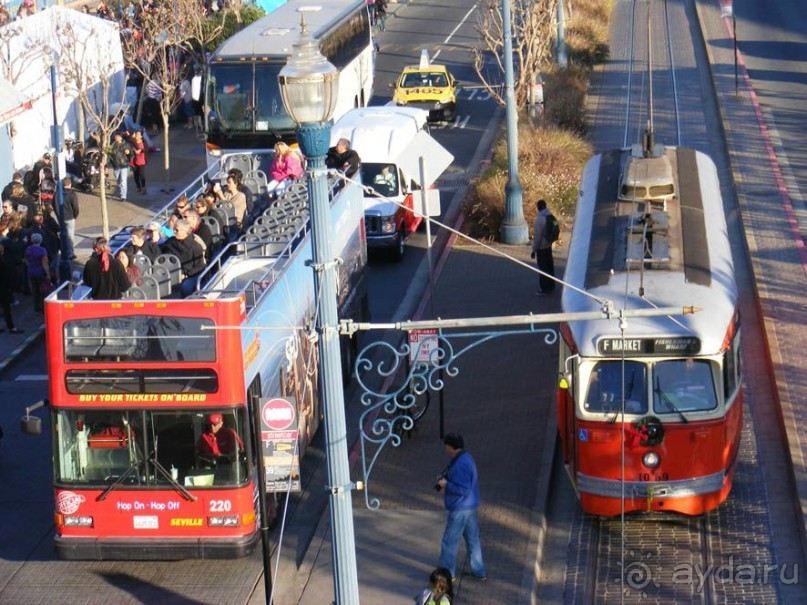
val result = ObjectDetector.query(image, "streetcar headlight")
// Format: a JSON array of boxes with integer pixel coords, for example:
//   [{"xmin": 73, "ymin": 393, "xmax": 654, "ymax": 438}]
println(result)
[
  {"xmin": 642, "ymin": 452, "xmax": 661, "ymax": 469},
  {"xmin": 63, "ymin": 515, "xmax": 94, "ymax": 527},
  {"xmin": 208, "ymin": 515, "xmax": 240, "ymax": 527}
]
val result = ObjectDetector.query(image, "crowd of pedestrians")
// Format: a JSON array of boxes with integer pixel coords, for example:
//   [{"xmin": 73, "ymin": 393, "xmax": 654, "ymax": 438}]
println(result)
[{"xmin": 0, "ymin": 162, "xmax": 78, "ymax": 331}]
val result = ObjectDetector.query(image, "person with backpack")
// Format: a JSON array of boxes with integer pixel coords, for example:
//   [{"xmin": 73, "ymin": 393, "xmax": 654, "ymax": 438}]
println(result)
[
  {"xmin": 530, "ymin": 199, "xmax": 558, "ymax": 296},
  {"xmin": 109, "ymin": 133, "xmax": 134, "ymax": 200}
]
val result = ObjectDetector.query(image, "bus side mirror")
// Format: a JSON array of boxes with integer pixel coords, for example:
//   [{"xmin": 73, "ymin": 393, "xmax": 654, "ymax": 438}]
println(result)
[{"xmin": 21, "ymin": 399, "xmax": 47, "ymax": 436}]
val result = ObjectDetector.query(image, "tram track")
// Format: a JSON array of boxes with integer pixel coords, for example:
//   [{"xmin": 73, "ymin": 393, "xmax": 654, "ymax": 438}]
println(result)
[{"xmin": 541, "ymin": 0, "xmax": 788, "ymax": 603}]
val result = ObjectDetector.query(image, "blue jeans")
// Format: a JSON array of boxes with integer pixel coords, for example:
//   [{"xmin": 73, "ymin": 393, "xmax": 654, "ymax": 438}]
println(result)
[
  {"xmin": 114, "ymin": 167, "xmax": 129, "ymax": 200},
  {"xmin": 64, "ymin": 219, "xmax": 76, "ymax": 258},
  {"xmin": 438, "ymin": 508, "xmax": 486, "ymax": 579}
]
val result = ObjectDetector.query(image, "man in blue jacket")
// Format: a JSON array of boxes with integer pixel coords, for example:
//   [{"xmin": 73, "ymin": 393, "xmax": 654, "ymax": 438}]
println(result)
[{"xmin": 436, "ymin": 433, "xmax": 487, "ymax": 581}]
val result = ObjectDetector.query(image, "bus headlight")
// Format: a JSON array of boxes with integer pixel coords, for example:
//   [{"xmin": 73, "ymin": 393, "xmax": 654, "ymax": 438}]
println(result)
[
  {"xmin": 63, "ymin": 515, "xmax": 94, "ymax": 527},
  {"xmin": 208, "ymin": 515, "xmax": 240, "ymax": 527},
  {"xmin": 642, "ymin": 452, "xmax": 661, "ymax": 469}
]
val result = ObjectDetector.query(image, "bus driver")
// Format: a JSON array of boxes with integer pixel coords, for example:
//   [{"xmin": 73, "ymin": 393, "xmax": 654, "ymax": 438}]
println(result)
[{"xmin": 196, "ymin": 413, "xmax": 244, "ymax": 465}]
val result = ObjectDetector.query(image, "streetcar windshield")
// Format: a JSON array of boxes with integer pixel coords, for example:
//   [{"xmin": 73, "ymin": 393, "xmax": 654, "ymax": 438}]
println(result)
[
  {"xmin": 54, "ymin": 409, "xmax": 249, "ymax": 488},
  {"xmin": 584, "ymin": 361, "xmax": 648, "ymax": 414},
  {"xmin": 652, "ymin": 359, "xmax": 718, "ymax": 413}
]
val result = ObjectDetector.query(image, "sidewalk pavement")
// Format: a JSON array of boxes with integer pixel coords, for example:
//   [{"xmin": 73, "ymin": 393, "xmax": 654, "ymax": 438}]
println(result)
[
  {"xmin": 266, "ymin": 240, "xmax": 561, "ymax": 605},
  {"xmin": 0, "ymin": 123, "xmax": 207, "ymax": 370}
]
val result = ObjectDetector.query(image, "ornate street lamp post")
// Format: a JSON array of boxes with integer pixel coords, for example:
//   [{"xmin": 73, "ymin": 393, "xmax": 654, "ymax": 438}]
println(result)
[
  {"xmin": 278, "ymin": 12, "xmax": 360, "ymax": 604},
  {"xmin": 500, "ymin": 0, "xmax": 529, "ymax": 244}
]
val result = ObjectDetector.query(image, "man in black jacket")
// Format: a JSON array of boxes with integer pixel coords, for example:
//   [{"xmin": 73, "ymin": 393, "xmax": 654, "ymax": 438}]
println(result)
[
  {"xmin": 161, "ymin": 219, "xmax": 205, "ymax": 297},
  {"xmin": 184, "ymin": 209, "xmax": 212, "ymax": 260},
  {"xmin": 325, "ymin": 138, "xmax": 360, "ymax": 179},
  {"xmin": 123, "ymin": 226, "xmax": 161, "ymax": 263},
  {"xmin": 61, "ymin": 178, "xmax": 79, "ymax": 260}
]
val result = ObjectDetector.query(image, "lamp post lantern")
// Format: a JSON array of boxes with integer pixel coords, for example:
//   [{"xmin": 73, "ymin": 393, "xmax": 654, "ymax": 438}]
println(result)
[
  {"xmin": 500, "ymin": 0, "xmax": 529, "ymax": 244},
  {"xmin": 278, "ymin": 11, "xmax": 360, "ymax": 604}
]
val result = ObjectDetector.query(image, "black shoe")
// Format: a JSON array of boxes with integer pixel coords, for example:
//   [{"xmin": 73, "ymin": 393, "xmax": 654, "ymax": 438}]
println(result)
[
  {"xmin": 9, "ymin": 328, "xmax": 24, "ymax": 334},
  {"xmin": 469, "ymin": 574, "xmax": 487, "ymax": 581},
  {"xmin": 70, "ymin": 255, "xmax": 77, "ymax": 260}
]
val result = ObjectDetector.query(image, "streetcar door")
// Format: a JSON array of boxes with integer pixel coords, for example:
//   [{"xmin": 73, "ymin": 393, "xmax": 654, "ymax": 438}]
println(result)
[{"xmin": 558, "ymin": 353, "xmax": 578, "ymax": 487}]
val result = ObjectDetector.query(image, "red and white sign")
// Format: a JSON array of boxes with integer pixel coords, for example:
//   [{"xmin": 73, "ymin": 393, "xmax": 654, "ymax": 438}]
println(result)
[
  {"xmin": 408, "ymin": 329, "xmax": 439, "ymax": 364},
  {"xmin": 56, "ymin": 491, "xmax": 86, "ymax": 515},
  {"xmin": 261, "ymin": 398, "xmax": 296, "ymax": 431}
]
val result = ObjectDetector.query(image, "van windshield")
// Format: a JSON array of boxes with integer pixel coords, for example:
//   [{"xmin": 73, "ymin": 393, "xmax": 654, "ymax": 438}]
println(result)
[{"xmin": 362, "ymin": 163, "xmax": 399, "ymax": 198}]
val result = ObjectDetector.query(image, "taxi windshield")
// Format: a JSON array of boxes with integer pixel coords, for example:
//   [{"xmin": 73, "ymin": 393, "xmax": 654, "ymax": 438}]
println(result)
[{"xmin": 401, "ymin": 71, "xmax": 449, "ymax": 88}]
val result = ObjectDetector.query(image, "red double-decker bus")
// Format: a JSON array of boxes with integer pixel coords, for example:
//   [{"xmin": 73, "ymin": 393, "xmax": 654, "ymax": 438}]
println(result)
[{"xmin": 40, "ymin": 173, "xmax": 367, "ymax": 560}]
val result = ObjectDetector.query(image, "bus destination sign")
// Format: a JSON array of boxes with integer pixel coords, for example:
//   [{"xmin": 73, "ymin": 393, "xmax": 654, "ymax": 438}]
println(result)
[{"xmin": 597, "ymin": 337, "xmax": 701, "ymax": 356}]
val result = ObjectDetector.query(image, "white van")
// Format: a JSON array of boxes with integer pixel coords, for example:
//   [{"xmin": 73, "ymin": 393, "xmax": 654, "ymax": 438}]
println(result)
[{"xmin": 330, "ymin": 107, "xmax": 452, "ymax": 260}]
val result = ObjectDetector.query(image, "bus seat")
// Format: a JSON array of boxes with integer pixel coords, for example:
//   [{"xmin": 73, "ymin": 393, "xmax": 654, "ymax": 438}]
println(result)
[
  {"xmin": 137, "ymin": 275, "xmax": 160, "ymax": 299},
  {"xmin": 66, "ymin": 325, "xmax": 104, "ymax": 359},
  {"xmin": 100, "ymin": 327, "xmax": 137, "ymax": 359},
  {"xmin": 223, "ymin": 153, "xmax": 258, "ymax": 176},
  {"xmin": 125, "ymin": 286, "xmax": 148, "ymax": 300},
  {"xmin": 238, "ymin": 234, "xmax": 265, "ymax": 256},
  {"xmin": 145, "ymin": 264, "xmax": 172, "ymax": 298},
  {"xmin": 155, "ymin": 254, "xmax": 182, "ymax": 286},
  {"xmin": 132, "ymin": 253, "xmax": 152, "ymax": 273}
]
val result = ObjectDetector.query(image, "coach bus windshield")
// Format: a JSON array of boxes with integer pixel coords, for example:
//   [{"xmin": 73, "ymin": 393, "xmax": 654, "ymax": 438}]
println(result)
[
  {"xmin": 54, "ymin": 409, "xmax": 249, "ymax": 488},
  {"xmin": 206, "ymin": 63, "xmax": 295, "ymax": 135}
]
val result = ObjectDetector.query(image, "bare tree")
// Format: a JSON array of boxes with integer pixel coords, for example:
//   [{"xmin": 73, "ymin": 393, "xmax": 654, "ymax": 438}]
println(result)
[
  {"xmin": 0, "ymin": 21, "xmax": 47, "ymax": 150},
  {"xmin": 122, "ymin": 3, "xmax": 190, "ymax": 179},
  {"xmin": 472, "ymin": 0, "xmax": 557, "ymax": 109},
  {"xmin": 177, "ymin": 0, "xmax": 239, "ymax": 70},
  {"xmin": 54, "ymin": 18, "xmax": 128, "ymax": 240}
]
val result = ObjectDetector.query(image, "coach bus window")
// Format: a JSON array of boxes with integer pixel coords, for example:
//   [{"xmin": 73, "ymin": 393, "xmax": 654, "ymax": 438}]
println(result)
[
  {"xmin": 652, "ymin": 359, "xmax": 718, "ymax": 413},
  {"xmin": 584, "ymin": 361, "xmax": 647, "ymax": 414},
  {"xmin": 54, "ymin": 409, "xmax": 248, "ymax": 488},
  {"xmin": 254, "ymin": 64, "xmax": 295, "ymax": 134},
  {"xmin": 207, "ymin": 65, "xmax": 252, "ymax": 131},
  {"xmin": 64, "ymin": 317, "xmax": 215, "ymax": 363}
]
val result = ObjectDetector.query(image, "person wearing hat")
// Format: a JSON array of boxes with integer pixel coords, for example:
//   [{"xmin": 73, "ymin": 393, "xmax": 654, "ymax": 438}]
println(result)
[
  {"xmin": 24, "ymin": 232, "xmax": 51, "ymax": 313},
  {"xmin": 196, "ymin": 413, "xmax": 244, "ymax": 466},
  {"xmin": 435, "ymin": 433, "xmax": 487, "ymax": 583}
]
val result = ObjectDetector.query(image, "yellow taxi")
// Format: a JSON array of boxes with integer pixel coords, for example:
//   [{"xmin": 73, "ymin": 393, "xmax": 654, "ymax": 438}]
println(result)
[{"xmin": 392, "ymin": 50, "xmax": 458, "ymax": 122}]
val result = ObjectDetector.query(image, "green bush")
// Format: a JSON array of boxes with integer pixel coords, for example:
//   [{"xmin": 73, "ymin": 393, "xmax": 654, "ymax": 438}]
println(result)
[{"xmin": 464, "ymin": 0, "xmax": 613, "ymax": 241}]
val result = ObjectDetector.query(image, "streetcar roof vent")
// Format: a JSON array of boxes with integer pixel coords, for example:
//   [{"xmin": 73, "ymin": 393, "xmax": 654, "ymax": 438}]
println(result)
[
  {"xmin": 619, "ymin": 152, "xmax": 675, "ymax": 202},
  {"xmin": 618, "ymin": 210, "xmax": 672, "ymax": 271}
]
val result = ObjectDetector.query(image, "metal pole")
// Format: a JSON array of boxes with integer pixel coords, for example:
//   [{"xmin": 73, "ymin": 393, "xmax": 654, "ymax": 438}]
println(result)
[
  {"xmin": 50, "ymin": 62, "xmax": 71, "ymax": 283},
  {"xmin": 557, "ymin": 0, "xmax": 568, "ymax": 68},
  {"xmin": 250, "ymin": 394, "xmax": 274, "ymax": 603},
  {"xmin": 733, "ymin": 13, "xmax": 738, "ymax": 94},
  {"xmin": 296, "ymin": 121, "xmax": 360, "ymax": 604},
  {"xmin": 499, "ymin": 0, "xmax": 529, "ymax": 245}
]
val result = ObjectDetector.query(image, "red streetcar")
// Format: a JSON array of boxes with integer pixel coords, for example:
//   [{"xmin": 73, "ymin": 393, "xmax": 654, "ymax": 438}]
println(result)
[
  {"xmin": 557, "ymin": 143, "xmax": 742, "ymax": 516},
  {"xmin": 39, "ymin": 171, "xmax": 368, "ymax": 559}
]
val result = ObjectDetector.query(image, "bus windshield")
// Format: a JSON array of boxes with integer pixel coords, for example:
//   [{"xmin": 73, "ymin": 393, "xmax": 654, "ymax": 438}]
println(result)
[
  {"xmin": 652, "ymin": 359, "xmax": 718, "ymax": 413},
  {"xmin": 54, "ymin": 409, "xmax": 249, "ymax": 488},
  {"xmin": 206, "ymin": 63, "xmax": 295, "ymax": 135}
]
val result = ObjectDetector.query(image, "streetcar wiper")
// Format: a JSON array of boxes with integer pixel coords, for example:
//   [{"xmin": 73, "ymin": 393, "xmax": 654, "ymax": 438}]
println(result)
[
  {"xmin": 96, "ymin": 464, "xmax": 139, "ymax": 501},
  {"xmin": 150, "ymin": 458, "xmax": 196, "ymax": 502},
  {"xmin": 654, "ymin": 376, "xmax": 689, "ymax": 423}
]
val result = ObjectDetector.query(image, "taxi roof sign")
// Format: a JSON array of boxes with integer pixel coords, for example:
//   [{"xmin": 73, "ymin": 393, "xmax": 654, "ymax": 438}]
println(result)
[{"xmin": 419, "ymin": 49, "xmax": 430, "ymax": 69}]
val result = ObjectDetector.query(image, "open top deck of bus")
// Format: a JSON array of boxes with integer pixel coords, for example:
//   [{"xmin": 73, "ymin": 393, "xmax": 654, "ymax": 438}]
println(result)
[{"xmin": 561, "ymin": 145, "xmax": 738, "ymax": 358}]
